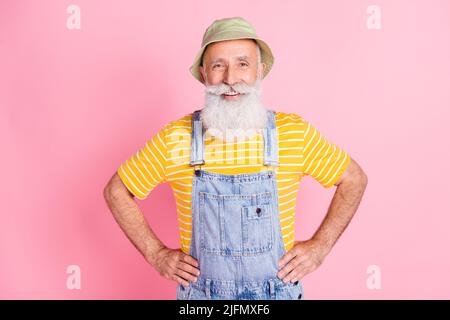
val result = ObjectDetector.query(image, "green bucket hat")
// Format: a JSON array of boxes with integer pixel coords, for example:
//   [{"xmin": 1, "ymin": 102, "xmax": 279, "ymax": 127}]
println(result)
[{"xmin": 190, "ymin": 16, "xmax": 275, "ymax": 84}]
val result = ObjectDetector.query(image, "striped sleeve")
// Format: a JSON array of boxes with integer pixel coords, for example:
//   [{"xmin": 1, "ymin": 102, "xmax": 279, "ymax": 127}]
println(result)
[
  {"xmin": 301, "ymin": 119, "xmax": 351, "ymax": 188},
  {"xmin": 117, "ymin": 125, "xmax": 168, "ymax": 200}
]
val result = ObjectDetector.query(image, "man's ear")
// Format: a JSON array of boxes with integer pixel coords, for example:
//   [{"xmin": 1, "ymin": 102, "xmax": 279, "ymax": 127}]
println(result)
[
  {"xmin": 199, "ymin": 66, "xmax": 206, "ymax": 84},
  {"xmin": 259, "ymin": 63, "xmax": 266, "ymax": 79}
]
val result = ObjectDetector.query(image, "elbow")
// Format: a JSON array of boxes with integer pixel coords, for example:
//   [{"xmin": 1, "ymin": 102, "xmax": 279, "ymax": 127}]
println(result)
[
  {"xmin": 345, "ymin": 168, "xmax": 368, "ymax": 189},
  {"xmin": 103, "ymin": 180, "xmax": 115, "ymax": 203},
  {"xmin": 103, "ymin": 173, "xmax": 120, "ymax": 203},
  {"xmin": 103, "ymin": 172, "xmax": 134, "ymax": 203},
  {"xmin": 355, "ymin": 170, "xmax": 368, "ymax": 193},
  {"xmin": 360, "ymin": 170, "xmax": 368, "ymax": 187}
]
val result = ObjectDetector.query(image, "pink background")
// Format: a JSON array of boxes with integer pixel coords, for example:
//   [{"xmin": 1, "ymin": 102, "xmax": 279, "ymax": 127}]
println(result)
[{"xmin": 1, "ymin": 0, "xmax": 449, "ymax": 299}]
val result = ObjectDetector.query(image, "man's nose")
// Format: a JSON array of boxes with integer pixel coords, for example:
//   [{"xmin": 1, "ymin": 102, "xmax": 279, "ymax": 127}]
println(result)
[{"xmin": 223, "ymin": 67, "xmax": 239, "ymax": 87}]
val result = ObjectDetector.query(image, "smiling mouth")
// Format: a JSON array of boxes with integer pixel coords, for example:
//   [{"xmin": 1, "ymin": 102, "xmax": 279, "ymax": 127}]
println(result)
[
  {"xmin": 221, "ymin": 92, "xmax": 245, "ymax": 98},
  {"xmin": 223, "ymin": 92, "xmax": 239, "ymax": 96}
]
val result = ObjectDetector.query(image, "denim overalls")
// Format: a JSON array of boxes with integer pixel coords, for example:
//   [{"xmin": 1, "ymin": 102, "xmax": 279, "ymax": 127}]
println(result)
[{"xmin": 176, "ymin": 109, "xmax": 304, "ymax": 300}]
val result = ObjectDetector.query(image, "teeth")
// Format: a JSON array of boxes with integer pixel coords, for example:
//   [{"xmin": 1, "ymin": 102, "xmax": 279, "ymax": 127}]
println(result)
[{"xmin": 224, "ymin": 92, "xmax": 239, "ymax": 96}]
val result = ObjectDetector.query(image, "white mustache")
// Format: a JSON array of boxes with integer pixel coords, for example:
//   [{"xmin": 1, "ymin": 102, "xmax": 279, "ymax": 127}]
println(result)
[{"xmin": 205, "ymin": 82, "xmax": 256, "ymax": 96}]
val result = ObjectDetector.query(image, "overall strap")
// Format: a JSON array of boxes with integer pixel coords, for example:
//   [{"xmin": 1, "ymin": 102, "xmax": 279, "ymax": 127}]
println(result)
[
  {"xmin": 263, "ymin": 109, "xmax": 279, "ymax": 167},
  {"xmin": 189, "ymin": 109, "xmax": 205, "ymax": 166},
  {"xmin": 190, "ymin": 109, "xmax": 278, "ymax": 167}
]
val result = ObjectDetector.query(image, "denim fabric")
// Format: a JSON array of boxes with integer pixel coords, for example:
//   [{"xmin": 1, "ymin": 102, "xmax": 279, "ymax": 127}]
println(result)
[{"xmin": 176, "ymin": 109, "xmax": 304, "ymax": 300}]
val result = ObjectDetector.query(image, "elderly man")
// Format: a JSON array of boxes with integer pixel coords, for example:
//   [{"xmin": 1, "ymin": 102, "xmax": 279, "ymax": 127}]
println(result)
[{"xmin": 103, "ymin": 17, "xmax": 368, "ymax": 300}]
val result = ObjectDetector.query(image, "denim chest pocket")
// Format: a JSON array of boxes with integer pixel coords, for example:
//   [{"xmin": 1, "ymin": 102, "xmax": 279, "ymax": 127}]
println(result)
[
  {"xmin": 199, "ymin": 191, "xmax": 274, "ymax": 256},
  {"xmin": 242, "ymin": 204, "xmax": 274, "ymax": 254}
]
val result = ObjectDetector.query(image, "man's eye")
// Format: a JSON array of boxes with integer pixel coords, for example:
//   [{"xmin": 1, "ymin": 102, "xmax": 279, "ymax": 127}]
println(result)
[
  {"xmin": 240, "ymin": 62, "xmax": 249, "ymax": 67},
  {"xmin": 213, "ymin": 64, "xmax": 222, "ymax": 69}
]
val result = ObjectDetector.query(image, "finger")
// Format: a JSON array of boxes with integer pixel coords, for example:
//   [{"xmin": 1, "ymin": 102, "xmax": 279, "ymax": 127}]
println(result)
[
  {"xmin": 289, "ymin": 261, "xmax": 315, "ymax": 283},
  {"xmin": 175, "ymin": 268, "xmax": 198, "ymax": 283},
  {"xmin": 183, "ymin": 254, "xmax": 199, "ymax": 268},
  {"xmin": 277, "ymin": 256, "xmax": 301, "ymax": 279},
  {"xmin": 290, "ymin": 273, "xmax": 303, "ymax": 283},
  {"xmin": 178, "ymin": 261, "xmax": 201, "ymax": 277},
  {"xmin": 292, "ymin": 266, "xmax": 312, "ymax": 283},
  {"xmin": 283, "ymin": 266, "xmax": 301, "ymax": 283},
  {"xmin": 278, "ymin": 251, "xmax": 295, "ymax": 268},
  {"xmin": 172, "ymin": 274, "xmax": 189, "ymax": 288},
  {"xmin": 282, "ymin": 262, "xmax": 308, "ymax": 284}
]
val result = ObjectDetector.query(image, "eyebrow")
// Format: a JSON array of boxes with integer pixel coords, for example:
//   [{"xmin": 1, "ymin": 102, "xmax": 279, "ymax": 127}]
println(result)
[
  {"xmin": 209, "ymin": 56, "xmax": 251, "ymax": 64},
  {"xmin": 236, "ymin": 55, "xmax": 250, "ymax": 61}
]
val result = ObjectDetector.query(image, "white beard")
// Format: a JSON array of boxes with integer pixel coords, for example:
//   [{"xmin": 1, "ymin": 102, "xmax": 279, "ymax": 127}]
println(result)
[{"xmin": 200, "ymin": 78, "xmax": 268, "ymax": 142}]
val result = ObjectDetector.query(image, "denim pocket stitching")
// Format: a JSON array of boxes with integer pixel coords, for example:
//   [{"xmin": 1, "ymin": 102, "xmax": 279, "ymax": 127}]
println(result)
[
  {"xmin": 199, "ymin": 191, "xmax": 274, "ymax": 256},
  {"xmin": 241, "ymin": 204, "xmax": 274, "ymax": 254}
]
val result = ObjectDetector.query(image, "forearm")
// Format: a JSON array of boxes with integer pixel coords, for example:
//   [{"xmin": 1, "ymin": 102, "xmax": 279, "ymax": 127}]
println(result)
[
  {"xmin": 312, "ymin": 176, "xmax": 368, "ymax": 254},
  {"xmin": 104, "ymin": 187, "xmax": 165, "ymax": 266}
]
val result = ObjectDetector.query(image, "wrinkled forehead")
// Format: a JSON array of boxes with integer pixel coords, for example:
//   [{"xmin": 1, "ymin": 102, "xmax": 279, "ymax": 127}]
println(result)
[{"xmin": 201, "ymin": 39, "xmax": 259, "ymax": 65}]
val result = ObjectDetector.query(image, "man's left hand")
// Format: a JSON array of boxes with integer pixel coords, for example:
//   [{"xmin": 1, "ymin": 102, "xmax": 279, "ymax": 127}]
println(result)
[{"xmin": 277, "ymin": 239, "xmax": 329, "ymax": 284}]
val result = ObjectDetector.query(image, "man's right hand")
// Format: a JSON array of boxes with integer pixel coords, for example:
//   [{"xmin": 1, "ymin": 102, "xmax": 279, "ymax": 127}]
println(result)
[{"xmin": 152, "ymin": 247, "xmax": 200, "ymax": 287}]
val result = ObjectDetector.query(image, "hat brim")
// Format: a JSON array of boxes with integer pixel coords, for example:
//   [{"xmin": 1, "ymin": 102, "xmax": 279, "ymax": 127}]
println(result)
[{"xmin": 189, "ymin": 36, "xmax": 274, "ymax": 84}]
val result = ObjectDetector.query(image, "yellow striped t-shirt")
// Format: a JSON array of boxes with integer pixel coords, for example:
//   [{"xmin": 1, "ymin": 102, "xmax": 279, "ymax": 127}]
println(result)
[{"xmin": 118, "ymin": 111, "xmax": 351, "ymax": 254}]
